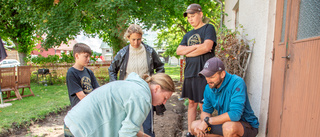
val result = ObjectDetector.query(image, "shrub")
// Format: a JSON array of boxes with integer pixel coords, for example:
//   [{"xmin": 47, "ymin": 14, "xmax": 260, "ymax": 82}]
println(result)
[{"xmin": 216, "ymin": 25, "xmax": 254, "ymax": 78}]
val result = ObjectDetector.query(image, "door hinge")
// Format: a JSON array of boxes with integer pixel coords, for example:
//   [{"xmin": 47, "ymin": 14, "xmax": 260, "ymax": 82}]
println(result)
[{"xmin": 271, "ymin": 48, "xmax": 275, "ymax": 61}]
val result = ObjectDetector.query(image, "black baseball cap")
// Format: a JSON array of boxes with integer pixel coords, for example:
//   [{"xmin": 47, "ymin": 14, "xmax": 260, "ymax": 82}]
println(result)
[
  {"xmin": 183, "ymin": 4, "xmax": 202, "ymax": 17},
  {"xmin": 199, "ymin": 57, "xmax": 225, "ymax": 77}
]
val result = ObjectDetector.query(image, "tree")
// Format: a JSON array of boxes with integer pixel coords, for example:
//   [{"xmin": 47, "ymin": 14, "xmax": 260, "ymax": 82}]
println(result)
[
  {"xmin": 155, "ymin": 0, "xmax": 224, "ymax": 58},
  {"xmin": 36, "ymin": 0, "xmax": 189, "ymax": 54},
  {"xmin": 0, "ymin": 0, "xmax": 46, "ymax": 65},
  {"xmin": 1, "ymin": 0, "xmax": 223, "ymax": 63}
]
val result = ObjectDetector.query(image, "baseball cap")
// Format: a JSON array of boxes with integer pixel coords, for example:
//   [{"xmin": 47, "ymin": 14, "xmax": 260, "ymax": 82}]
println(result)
[
  {"xmin": 199, "ymin": 57, "xmax": 225, "ymax": 77},
  {"xmin": 183, "ymin": 4, "xmax": 202, "ymax": 17}
]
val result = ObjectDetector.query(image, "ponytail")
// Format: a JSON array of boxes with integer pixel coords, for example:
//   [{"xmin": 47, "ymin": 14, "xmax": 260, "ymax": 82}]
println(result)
[{"xmin": 143, "ymin": 73, "xmax": 175, "ymax": 92}]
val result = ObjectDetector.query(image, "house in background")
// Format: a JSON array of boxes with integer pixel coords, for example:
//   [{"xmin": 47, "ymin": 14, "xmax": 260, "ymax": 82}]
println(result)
[
  {"xmin": 224, "ymin": 0, "xmax": 320, "ymax": 136},
  {"xmin": 143, "ymin": 29, "xmax": 180, "ymax": 65},
  {"xmin": 100, "ymin": 42, "xmax": 113, "ymax": 61},
  {"xmin": 31, "ymin": 40, "xmax": 76, "ymax": 57}
]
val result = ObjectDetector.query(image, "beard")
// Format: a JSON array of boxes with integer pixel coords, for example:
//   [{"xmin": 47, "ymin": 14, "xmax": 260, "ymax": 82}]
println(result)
[{"xmin": 209, "ymin": 78, "xmax": 223, "ymax": 89}]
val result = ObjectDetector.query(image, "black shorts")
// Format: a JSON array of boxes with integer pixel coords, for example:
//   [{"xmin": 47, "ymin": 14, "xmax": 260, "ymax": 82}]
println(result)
[
  {"xmin": 206, "ymin": 121, "xmax": 258, "ymax": 137},
  {"xmin": 181, "ymin": 76, "xmax": 207, "ymax": 103}
]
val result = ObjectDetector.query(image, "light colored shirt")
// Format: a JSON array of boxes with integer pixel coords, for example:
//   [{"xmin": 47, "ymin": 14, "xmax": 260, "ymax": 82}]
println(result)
[
  {"xmin": 125, "ymin": 44, "xmax": 149, "ymax": 79},
  {"xmin": 64, "ymin": 73, "xmax": 152, "ymax": 137}
]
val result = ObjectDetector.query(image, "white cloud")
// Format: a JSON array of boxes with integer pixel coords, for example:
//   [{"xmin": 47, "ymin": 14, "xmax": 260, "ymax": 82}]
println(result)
[{"xmin": 75, "ymin": 32, "xmax": 103, "ymax": 53}]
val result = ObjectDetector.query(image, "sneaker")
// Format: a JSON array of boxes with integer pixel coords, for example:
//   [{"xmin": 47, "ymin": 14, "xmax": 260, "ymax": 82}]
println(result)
[{"xmin": 186, "ymin": 132, "xmax": 195, "ymax": 137}]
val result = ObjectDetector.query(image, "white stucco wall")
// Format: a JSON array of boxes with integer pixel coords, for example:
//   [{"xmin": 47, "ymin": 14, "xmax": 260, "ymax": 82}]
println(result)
[
  {"xmin": 224, "ymin": 1, "xmax": 238, "ymax": 30},
  {"xmin": 224, "ymin": 0, "xmax": 276, "ymax": 136}
]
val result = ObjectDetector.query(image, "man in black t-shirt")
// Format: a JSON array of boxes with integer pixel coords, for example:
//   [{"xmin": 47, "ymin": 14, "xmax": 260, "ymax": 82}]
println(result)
[{"xmin": 176, "ymin": 3, "xmax": 217, "ymax": 137}]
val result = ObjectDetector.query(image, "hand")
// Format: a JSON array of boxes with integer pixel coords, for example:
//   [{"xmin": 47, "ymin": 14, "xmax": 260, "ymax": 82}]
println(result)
[
  {"xmin": 137, "ymin": 131, "xmax": 150, "ymax": 137},
  {"xmin": 194, "ymin": 127, "xmax": 206, "ymax": 137},
  {"xmin": 198, "ymin": 120, "xmax": 209, "ymax": 132}
]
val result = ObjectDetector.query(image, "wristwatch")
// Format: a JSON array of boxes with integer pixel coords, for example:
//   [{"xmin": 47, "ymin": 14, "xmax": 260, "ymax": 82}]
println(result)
[{"xmin": 204, "ymin": 117, "xmax": 211, "ymax": 126}]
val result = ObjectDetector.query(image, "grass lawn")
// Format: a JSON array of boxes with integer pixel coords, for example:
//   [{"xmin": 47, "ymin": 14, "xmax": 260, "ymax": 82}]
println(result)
[
  {"xmin": 164, "ymin": 64, "xmax": 181, "ymax": 81},
  {"xmin": 0, "ymin": 64, "xmax": 181, "ymax": 134},
  {"xmin": 0, "ymin": 83, "xmax": 69, "ymax": 133}
]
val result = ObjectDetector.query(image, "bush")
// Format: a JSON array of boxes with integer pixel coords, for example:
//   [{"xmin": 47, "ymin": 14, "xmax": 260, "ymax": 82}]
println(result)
[{"xmin": 216, "ymin": 25, "xmax": 254, "ymax": 78}]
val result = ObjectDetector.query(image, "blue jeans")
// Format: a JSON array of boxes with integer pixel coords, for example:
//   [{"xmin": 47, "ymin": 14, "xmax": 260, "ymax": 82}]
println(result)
[{"xmin": 142, "ymin": 110, "xmax": 155, "ymax": 137}]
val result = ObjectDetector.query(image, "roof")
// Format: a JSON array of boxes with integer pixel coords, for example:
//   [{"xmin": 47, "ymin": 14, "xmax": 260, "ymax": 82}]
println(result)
[
  {"xmin": 54, "ymin": 40, "xmax": 77, "ymax": 51},
  {"xmin": 100, "ymin": 42, "xmax": 111, "ymax": 49}
]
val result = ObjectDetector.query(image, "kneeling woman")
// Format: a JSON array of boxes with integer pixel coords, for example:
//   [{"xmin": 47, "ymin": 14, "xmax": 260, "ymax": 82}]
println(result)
[{"xmin": 64, "ymin": 72, "xmax": 175, "ymax": 137}]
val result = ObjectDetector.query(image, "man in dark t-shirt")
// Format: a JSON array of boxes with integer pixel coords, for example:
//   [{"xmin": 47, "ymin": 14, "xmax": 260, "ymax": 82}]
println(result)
[{"xmin": 176, "ymin": 3, "xmax": 217, "ymax": 137}]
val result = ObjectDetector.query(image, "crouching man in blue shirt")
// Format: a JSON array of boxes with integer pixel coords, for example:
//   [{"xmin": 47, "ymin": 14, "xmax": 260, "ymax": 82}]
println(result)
[{"xmin": 190, "ymin": 57, "xmax": 259, "ymax": 137}]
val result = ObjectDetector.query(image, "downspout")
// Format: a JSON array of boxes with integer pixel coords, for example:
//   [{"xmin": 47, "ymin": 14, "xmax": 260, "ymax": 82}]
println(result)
[{"xmin": 216, "ymin": 0, "xmax": 224, "ymax": 29}]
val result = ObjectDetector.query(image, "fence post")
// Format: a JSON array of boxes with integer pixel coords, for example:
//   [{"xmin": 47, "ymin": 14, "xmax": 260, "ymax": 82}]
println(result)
[{"xmin": 180, "ymin": 58, "xmax": 184, "ymax": 82}]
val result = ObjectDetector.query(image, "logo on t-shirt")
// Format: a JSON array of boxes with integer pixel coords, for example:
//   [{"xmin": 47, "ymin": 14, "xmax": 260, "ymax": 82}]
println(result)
[
  {"xmin": 81, "ymin": 76, "xmax": 93, "ymax": 94},
  {"xmin": 187, "ymin": 34, "xmax": 201, "ymax": 46}
]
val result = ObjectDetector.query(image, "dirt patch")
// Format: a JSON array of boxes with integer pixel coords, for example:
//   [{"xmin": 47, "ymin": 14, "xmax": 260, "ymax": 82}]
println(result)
[
  {"xmin": 2, "ymin": 107, "xmax": 71, "ymax": 137},
  {"xmin": 154, "ymin": 92, "xmax": 186, "ymax": 137},
  {"xmin": 2, "ymin": 81, "xmax": 187, "ymax": 137}
]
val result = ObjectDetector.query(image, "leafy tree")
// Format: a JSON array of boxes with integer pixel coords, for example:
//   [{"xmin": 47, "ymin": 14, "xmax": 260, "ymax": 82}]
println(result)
[
  {"xmin": 155, "ymin": 0, "xmax": 224, "ymax": 58},
  {"xmin": 1, "ymin": 0, "xmax": 223, "ymax": 63},
  {"xmin": 35, "ymin": 0, "xmax": 189, "ymax": 54},
  {"xmin": 0, "ymin": 0, "xmax": 45, "ymax": 65}
]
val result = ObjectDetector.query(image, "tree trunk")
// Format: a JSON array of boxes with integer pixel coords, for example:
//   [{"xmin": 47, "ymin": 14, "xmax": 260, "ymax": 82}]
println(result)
[{"xmin": 18, "ymin": 52, "xmax": 27, "ymax": 66}]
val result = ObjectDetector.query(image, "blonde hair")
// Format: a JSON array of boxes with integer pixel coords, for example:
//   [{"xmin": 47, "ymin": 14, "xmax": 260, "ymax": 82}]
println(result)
[
  {"xmin": 142, "ymin": 73, "xmax": 175, "ymax": 93},
  {"xmin": 124, "ymin": 24, "xmax": 143, "ymax": 40}
]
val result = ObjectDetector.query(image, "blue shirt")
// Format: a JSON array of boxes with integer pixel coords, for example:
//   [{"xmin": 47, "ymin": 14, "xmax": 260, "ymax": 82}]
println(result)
[{"xmin": 202, "ymin": 72, "xmax": 259, "ymax": 128}]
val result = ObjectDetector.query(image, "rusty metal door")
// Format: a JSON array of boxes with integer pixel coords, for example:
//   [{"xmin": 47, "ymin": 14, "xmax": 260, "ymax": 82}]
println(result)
[{"xmin": 267, "ymin": 0, "xmax": 320, "ymax": 136}]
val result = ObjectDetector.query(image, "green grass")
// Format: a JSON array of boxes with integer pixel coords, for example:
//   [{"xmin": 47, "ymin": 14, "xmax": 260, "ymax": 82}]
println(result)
[
  {"xmin": 0, "ymin": 83, "xmax": 69, "ymax": 133},
  {"xmin": 164, "ymin": 64, "xmax": 181, "ymax": 81}
]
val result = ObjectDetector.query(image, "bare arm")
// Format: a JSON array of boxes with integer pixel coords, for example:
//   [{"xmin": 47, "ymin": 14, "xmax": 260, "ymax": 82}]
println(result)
[
  {"xmin": 200, "ymin": 111, "xmax": 212, "ymax": 121},
  {"xmin": 76, "ymin": 91, "xmax": 86, "ymax": 100},
  {"xmin": 194, "ymin": 111, "xmax": 231, "ymax": 136},
  {"xmin": 207, "ymin": 112, "xmax": 231, "ymax": 125},
  {"xmin": 186, "ymin": 39, "xmax": 214, "ymax": 57},
  {"xmin": 137, "ymin": 131, "xmax": 151, "ymax": 137},
  {"xmin": 176, "ymin": 44, "xmax": 198, "ymax": 55},
  {"xmin": 200, "ymin": 111, "xmax": 231, "ymax": 125}
]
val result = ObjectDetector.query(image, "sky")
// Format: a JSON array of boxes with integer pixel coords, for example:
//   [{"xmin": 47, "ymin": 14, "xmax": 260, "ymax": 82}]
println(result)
[
  {"xmin": 75, "ymin": 32, "xmax": 103, "ymax": 53},
  {"xmin": 75, "ymin": 29, "xmax": 159, "ymax": 53}
]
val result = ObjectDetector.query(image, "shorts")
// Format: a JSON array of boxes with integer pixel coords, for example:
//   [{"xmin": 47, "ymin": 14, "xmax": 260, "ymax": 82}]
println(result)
[
  {"xmin": 181, "ymin": 76, "xmax": 207, "ymax": 103},
  {"xmin": 206, "ymin": 121, "xmax": 258, "ymax": 137}
]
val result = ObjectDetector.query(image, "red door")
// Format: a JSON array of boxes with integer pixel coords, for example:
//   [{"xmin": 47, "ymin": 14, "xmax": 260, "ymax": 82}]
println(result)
[{"xmin": 267, "ymin": 0, "xmax": 320, "ymax": 136}]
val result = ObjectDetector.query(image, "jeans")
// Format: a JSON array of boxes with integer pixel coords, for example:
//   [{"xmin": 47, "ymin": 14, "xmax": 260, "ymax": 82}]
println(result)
[{"xmin": 142, "ymin": 110, "xmax": 155, "ymax": 137}]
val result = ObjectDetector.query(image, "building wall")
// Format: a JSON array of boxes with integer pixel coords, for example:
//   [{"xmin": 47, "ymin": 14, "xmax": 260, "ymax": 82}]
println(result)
[
  {"xmin": 224, "ymin": 0, "xmax": 276, "ymax": 136},
  {"xmin": 31, "ymin": 43, "xmax": 56, "ymax": 57},
  {"xmin": 31, "ymin": 40, "xmax": 74, "ymax": 57},
  {"xmin": 5, "ymin": 50, "xmax": 19, "ymax": 60}
]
